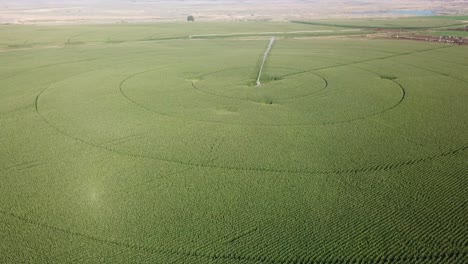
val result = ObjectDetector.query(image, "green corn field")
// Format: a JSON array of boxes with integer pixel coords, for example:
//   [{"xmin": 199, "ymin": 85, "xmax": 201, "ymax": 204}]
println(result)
[{"xmin": 1, "ymin": 19, "xmax": 467, "ymax": 263}]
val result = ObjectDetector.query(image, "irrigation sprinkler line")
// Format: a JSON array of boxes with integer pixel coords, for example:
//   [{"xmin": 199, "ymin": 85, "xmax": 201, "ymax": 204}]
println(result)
[{"xmin": 256, "ymin": 37, "xmax": 275, "ymax": 86}]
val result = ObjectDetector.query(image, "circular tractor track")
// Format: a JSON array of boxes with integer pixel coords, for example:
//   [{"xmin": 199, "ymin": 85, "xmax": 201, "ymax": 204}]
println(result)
[
  {"xmin": 33, "ymin": 58, "xmax": 467, "ymax": 176},
  {"xmin": 118, "ymin": 66, "xmax": 406, "ymax": 127}
]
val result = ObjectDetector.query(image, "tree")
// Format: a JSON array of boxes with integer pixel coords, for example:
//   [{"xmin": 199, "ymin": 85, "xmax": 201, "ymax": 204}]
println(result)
[{"xmin": 187, "ymin": 15, "xmax": 195, "ymax": 22}]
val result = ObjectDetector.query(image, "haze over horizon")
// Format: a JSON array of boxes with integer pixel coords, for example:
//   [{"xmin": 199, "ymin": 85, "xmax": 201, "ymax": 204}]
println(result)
[{"xmin": 1, "ymin": 0, "xmax": 467, "ymax": 24}]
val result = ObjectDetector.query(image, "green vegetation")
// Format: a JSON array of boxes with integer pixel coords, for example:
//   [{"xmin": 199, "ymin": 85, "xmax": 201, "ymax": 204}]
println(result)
[
  {"xmin": 1, "ymin": 21, "xmax": 467, "ymax": 263},
  {"xmin": 425, "ymin": 15, "xmax": 468, "ymax": 20},
  {"xmin": 380, "ymin": 75, "xmax": 398, "ymax": 80},
  {"xmin": 292, "ymin": 17, "xmax": 465, "ymax": 29},
  {"xmin": 428, "ymin": 30, "xmax": 468, "ymax": 37},
  {"xmin": 0, "ymin": 22, "xmax": 342, "ymax": 49}
]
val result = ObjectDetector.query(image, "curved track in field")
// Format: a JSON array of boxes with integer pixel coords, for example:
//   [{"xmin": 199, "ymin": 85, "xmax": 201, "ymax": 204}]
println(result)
[
  {"xmin": 32, "ymin": 52, "xmax": 467, "ymax": 175},
  {"xmin": 190, "ymin": 67, "xmax": 330, "ymax": 102},
  {"xmin": 1, "ymin": 204, "xmax": 467, "ymax": 264},
  {"xmin": 119, "ymin": 66, "xmax": 405, "ymax": 127}
]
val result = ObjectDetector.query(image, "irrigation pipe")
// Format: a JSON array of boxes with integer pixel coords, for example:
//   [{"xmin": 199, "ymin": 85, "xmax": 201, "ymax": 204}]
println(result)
[{"xmin": 256, "ymin": 37, "xmax": 275, "ymax": 86}]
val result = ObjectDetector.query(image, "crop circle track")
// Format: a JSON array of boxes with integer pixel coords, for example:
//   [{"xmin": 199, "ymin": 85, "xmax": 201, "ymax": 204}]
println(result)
[
  {"xmin": 119, "ymin": 65, "xmax": 406, "ymax": 127},
  {"xmin": 191, "ymin": 66, "xmax": 329, "ymax": 102},
  {"xmin": 32, "ymin": 58, "xmax": 466, "ymax": 176}
]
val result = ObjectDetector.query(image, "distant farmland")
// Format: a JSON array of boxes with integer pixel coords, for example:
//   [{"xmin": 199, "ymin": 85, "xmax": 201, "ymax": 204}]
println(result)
[{"xmin": 0, "ymin": 19, "xmax": 467, "ymax": 263}]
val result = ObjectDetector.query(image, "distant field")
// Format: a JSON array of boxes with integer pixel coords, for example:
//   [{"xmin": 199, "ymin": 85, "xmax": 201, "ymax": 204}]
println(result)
[
  {"xmin": 428, "ymin": 30, "xmax": 468, "ymax": 37},
  {"xmin": 292, "ymin": 17, "xmax": 465, "ymax": 29},
  {"xmin": 1, "ymin": 21, "xmax": 467, "ymax": 263}
]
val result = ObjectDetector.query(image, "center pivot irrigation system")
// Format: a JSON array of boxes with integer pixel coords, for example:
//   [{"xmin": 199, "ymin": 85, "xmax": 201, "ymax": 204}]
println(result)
[{"xmin": 256, "ymin": 37, "xmax": 276, "ymax": 86}]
